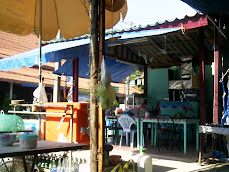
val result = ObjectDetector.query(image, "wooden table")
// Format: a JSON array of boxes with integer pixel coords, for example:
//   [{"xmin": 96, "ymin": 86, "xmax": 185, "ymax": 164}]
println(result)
[{"xmin": 0, "ymin": 140, "xmax": 87, "ymax": 172}]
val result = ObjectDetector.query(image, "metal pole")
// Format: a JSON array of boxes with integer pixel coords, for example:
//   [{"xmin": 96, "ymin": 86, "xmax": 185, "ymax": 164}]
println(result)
[
  {"xmin": 53, "ymin": 62, "xmax": 61, "ymax": 102},
  {"xmin": 73, "ymin": 58, "xmax": 79, "ymax": 102},
  {"xmin": 9, "ymin": 82, "xmax": 13, "ymax": 100},
  {"xmin": 53, "ymin": 31, "xmax": 61, "ymax": 102},
  {"xmin": 39, "ymin": 0, "xmax": 42, "ymax": 84}
]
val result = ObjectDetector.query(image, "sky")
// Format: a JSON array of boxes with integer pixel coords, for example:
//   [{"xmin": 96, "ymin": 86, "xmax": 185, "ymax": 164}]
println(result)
[{"xmin": 113, "ymin": 0, "xmax": 198, "ymax": 29}]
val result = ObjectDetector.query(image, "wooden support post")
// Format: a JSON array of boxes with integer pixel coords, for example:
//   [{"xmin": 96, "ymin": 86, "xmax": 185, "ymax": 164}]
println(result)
[
  {"xmin": 73, "ymin": 58, "xmax": 79, "ymax": 102},
  {"xmin": 199, "ymin": 27, "xmax": 205, "ymax": 155},
  {"xmin": 198, "ymin": 133, "xmax": 203, "ymax": 165},
  {"xmin": 90, "ymin": 0, "xmax": 99, "ymax": 171},
  {"xmin": 213, "ymin": 26, "xmax": 219, "ymax": 124},
  {"xmin": 98, "ymin": 0, "xmax": 105, "ymax": 171},
  {"xmin": 199, "ymin": 27, "xmax": 205, "ymax": 125}
]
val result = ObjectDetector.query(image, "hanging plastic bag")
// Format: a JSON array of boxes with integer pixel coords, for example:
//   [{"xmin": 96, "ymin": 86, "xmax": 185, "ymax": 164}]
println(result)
[
  {"xmin": 101, "ymin": 57, "xmax": 112, "ymax": 89},
  {"xmin": 33, "ymin": 82, "xmax": 48, "ymax": 104},
  {"xmin": 92, "ymin": 82, "xmax": 116, "ymax": 110},
  {"xmin": 91, "ymin": 57, "xmax": 116, "ymax": 109}
]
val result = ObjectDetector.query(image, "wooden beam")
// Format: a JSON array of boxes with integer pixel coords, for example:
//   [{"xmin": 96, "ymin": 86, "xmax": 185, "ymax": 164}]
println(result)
[
  {"xmin": 106, "ymin": 53, "xmax": 145, "ymax": 66},
  {"xmin": 149, "ymin": 61, "xmax": 181, "ymax": 68},
  {"xmin": 147, "ymin": 37, "xmax": 173, "ymax": 59},
  {"xmin": 199, "ymin": 28, "xmax": 205, "ymax": 125},
  {"xmin": 213, "ymin": 26, "xmax": 219, "ymax": 124},
  {"xmin": 109, "ymin": 39, "xmax": 149, "ymax": 65},
  {"xmin": 152, "ymin": 53, "xmax": 195, "ymax": 59},
  {"xmin": 132, "ymin": 37, "xmax": 213, "ymax": 49},
  {"xmin": 90, "ymin": 0, "xmax": 99, "ymax": 171}
]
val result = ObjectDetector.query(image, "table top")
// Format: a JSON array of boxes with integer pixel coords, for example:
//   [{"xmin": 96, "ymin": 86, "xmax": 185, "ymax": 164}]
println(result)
[
  {"xmin": 105, "ymin": 115, "xmax": 199, "ymax": 122},
  {"xmin": 0, "ymin": 140, "xmax": 87, "ymax": 158},
  {"xmin": 138, "ymin": 117, "xmax": 199, "ymax": 122},
  {"xmin": 199, "ymin": 125, "xmax": 229, "ymax": 135}
]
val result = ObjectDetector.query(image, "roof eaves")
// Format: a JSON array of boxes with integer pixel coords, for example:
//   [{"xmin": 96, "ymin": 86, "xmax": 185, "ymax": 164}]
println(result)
[{"xmin": 45, "ymin": 12, "xmax": 202, "ymax": 44}]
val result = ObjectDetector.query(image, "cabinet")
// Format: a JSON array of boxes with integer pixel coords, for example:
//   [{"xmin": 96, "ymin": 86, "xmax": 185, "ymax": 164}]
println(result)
[
  {"xmin": 125, "ymin": 94, "xmax": 143, "ymax": 110},
  {"xmin": 168, "ymin": 74, "xmax": 200, "ymax": 90},
  {"xmin": 8, "ymin": 103, "xmax": 90, "ymax": 144}
]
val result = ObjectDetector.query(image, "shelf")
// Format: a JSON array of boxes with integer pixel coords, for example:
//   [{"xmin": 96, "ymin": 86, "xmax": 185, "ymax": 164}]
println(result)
[
  {"xmin": 8, "ymin": 103, "xmax": 75, "ymax": 143},
  {"xmin": 125, "ymin": 94, "xmax": 144, "ymax": 110},
  {"xmin": 8, "ymin": 103, "xmax": 73, "ymax": 116},
  {"xmin": 0, "ymin": 130, "xmax": 34, "ymax": 133},
  {"xmin": 9, "ymin": 104, "xmax": 69, "ymax": 108},
  {"xmin": 8, "ymin": 110, "xmax": 67, "ymax": 116}
]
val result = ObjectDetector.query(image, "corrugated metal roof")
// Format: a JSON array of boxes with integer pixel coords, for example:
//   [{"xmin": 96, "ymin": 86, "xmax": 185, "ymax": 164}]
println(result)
[
  {"xmin": 0, "ymin": 12, "xmax": 214, "ymax": 94},
  {"xmin": 46, "ymin": 13, "xmax": 214, "ymax": 69},
  {"xmin": 46, "ymin": 13, "xmax": 204, "ymax": 43},
  {"xmin": 107, "ymin": 13, "xmax": 214, "ymax": 68}
]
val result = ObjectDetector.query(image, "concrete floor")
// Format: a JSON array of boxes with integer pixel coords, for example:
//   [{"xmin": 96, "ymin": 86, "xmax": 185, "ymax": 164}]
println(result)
[
  {"xmin": 108, "ymin": 142, "xmax": 229, "ymax": 172},
  {"xmin": 71, "ymin": 138, "xmax": 229, "ymax": 172}
]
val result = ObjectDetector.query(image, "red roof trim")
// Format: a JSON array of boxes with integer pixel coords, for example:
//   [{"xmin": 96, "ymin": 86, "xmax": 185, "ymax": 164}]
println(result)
[{"xmin": 152, "ymin": 15, "xmax": 208, "ymax": 30}]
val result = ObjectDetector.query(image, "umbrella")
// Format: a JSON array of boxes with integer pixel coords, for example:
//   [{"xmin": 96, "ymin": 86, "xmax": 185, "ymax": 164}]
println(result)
[
  {"xmin": 0, "ymin": 0, "xmax": 127, "ymax": 41},
  {"xmin": 0, "ymin": 0, "xmax": 127, "ymax": 98}
]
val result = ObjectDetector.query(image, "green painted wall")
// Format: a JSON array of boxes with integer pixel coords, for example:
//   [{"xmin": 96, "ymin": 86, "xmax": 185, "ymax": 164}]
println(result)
[
  {"xmin": 147, "ymin": 65, "xmax": 214, "ymax": 121},
  {"xmin": 194, "ymin": 64, "xmax": 214, "ymax": 123},
  {"xmin": 147, "ymin": 68, "xmax": 169, "ymax": 111}
]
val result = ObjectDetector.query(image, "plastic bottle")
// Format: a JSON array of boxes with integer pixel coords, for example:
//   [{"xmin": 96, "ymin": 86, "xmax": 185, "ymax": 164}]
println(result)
[
  {"xmin": 51, "ymin": 156, "xmax": 57, "ymax": 171},
  {"xmin": 132, "ymin": 149, "xmax": 152, "ymax": 172},
  {"xmin": 41, "ymin": 155, "xmax": 46, "ymax": 168},
  {"xmin": 49, "ymin": 154, "xmax": 53, "ymax": 169},
  {"xmin": 74, "ymin": 157, "xmax": 79, "ymax": 172},
  {"xmin": 57, "ymin": 157, "xmax": 62, "ymax": 172},
  {"xmin": 37, "ymin": 154, "xmax": 42, "ymax": 167}
]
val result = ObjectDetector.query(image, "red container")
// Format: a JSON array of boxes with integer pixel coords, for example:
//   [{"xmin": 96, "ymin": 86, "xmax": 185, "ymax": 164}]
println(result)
[{"xmin": 43, "ymin": 102, "xmax": 89, "ymax": 144}]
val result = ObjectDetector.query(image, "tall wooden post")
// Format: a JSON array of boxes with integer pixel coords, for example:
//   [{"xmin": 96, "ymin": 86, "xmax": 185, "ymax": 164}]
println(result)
[
  {"xmin": 90, "ymin": 0, "xmax": 99, "ymax": 171},
  {"xmin": 199, "ymin": 28, "xmax": 205, "ymax": 125},
  {"xmin": 199, "ymin": 27, "xmax": 205, "ymax": 155},
  {"xmin": 213, "ymin": 26, "xmax": 219, "ymax": 124},
  {"xmin": 98, "ymin": 0, "xmax": 105, "ymax": 171},
  {"xmin": 73, "ymin": 58, "xmax": 79, "ymax": 102}
]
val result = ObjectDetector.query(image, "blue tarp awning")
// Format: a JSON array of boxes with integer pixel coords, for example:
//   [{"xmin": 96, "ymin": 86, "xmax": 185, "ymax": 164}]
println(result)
[
  {"xmin": 53, "ymin": 57, "xmax": 139, "ymax": 83},
  {"xmin": 0, "ymin": 27, "xmax": 180, "ymax": 83}
]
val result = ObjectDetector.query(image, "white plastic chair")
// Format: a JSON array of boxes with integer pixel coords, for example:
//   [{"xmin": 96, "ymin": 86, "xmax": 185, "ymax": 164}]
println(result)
[{"xmin": 118, "ymin": 115, "xmax": 137, "ymax": 148}]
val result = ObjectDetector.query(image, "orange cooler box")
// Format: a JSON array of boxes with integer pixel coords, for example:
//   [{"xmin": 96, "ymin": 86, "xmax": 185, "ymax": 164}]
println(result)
[{"xmin": 43, "ymin": 102, "xmax": 89, "ymax": 144}]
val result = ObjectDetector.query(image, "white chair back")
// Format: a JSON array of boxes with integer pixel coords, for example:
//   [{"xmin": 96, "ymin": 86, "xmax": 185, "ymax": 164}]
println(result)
[{"xmin": 118, "ymin": 115, "xmax": 136, "ymax": 133}]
